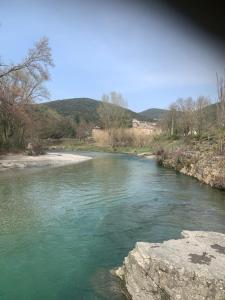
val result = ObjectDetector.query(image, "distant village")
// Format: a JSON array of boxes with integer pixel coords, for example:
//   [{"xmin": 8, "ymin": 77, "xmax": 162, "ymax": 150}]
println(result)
[
  {"xmin": 132, "ymin": 119, "xmax": 161, "ymax": 134},
  {"xmin": 93, "ymin": 119, "xmax": 161, "ymax": 136}
]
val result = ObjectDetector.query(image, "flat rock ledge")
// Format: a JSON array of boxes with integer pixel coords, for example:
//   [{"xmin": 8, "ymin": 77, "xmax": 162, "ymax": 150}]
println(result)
[
  {"xmin": 0, "ymin": 152, "xmax": 92, "ymax": 171},
  {"xmin": 114, "ymin": 231, "xmax": 225, "ymax": 300}
]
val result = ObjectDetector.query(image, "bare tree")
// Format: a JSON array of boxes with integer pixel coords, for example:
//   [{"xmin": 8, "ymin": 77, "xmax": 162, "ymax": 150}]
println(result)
[
  {"xmin": 216, "ymin": 73, "xmax": 225, "ymax": 153},
  {"xmin": 177, "ymin": 97, "xmax": 196, "ymax": 136},
  {"xmin": 162, "ymin": 96, "xmax": 210, "ymax": 138},
  {"xmin": 97, "ymin": 92, "xmax": 129, "ymax": 147},
  {"xmin": 0, "ymin": 37, "xmax": 54, "ymax": 150},
  {"xmin": 195, "ymin": 96, "xmax": 211, "ymax": 136},
  {"xmin": 162, "ymin": 98, "xmax": 195, "ymax": 137},
  {"xmin": 76, "ymin": 119, "xmax": 93, "ymax": 141},
  {"xmin": 169, "ymin": 103, "xmax": 178, "ymax": 136},
  {"xmin": 160, "ymin": 103, "xmax": 178, "ymax": 136},
  {"xmin": 0, "ymin": 37, "xmax": 54, "ymax": 80},
  {"xmin": 217, "ymin": 73, "xmax": 225, "ymax": 127}
]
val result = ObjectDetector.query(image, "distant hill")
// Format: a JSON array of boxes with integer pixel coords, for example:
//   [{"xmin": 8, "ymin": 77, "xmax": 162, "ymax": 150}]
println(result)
[
  {"xmin": 140, "ymin": 103, "xmax": 218, "ymax": 123},
  {"xmin": 139, "ymin": 108, "xmax": 168, "ymax": 120},
  {"xmin": 43, "ymin": 98, "xmax": 101, "ymax": 124},
  {"xmin": 42, "ymin": 99, "xmax": 219, "ymax": 127},
  {"xmin": 43, "ymin": 98, "xmax": 152, "ymax": 125}
]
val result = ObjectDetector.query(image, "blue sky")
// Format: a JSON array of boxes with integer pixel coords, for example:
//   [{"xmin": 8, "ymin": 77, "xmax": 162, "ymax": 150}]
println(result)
[{"xmin": 0, "ymin": 0, "xmax": 224, "ymax": 111}]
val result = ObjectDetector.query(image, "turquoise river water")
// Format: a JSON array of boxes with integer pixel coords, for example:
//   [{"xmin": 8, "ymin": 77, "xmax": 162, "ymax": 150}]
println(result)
[{"xmin": 0, "ymin": 152, "xmax": 225, "ymax": 299}]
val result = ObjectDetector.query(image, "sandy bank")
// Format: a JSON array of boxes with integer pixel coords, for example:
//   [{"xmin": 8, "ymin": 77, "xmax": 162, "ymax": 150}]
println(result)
[
  {"xmin": 0, "ymin": 152, "xmax": 92, "ymax": 171},
  {"xmin": 137, "ymin": 152, "xmax": 156, "ymax": 159}
]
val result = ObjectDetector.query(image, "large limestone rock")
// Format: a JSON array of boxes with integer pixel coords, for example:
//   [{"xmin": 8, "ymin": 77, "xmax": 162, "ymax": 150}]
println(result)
[{"xmin": 115, "ymin": 231, "xmax": 225, "ymax": 300}]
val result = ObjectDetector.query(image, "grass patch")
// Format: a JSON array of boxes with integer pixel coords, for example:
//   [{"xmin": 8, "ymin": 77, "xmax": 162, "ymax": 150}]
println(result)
[{"xmin": 44, "ymin": 138, "xmax": 153, "ymax": 155}]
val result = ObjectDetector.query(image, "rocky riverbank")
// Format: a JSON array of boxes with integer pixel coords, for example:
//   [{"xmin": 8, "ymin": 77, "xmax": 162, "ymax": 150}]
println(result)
[
  {"xmin": 114, "ymin": 231, "xmax": 225, "ymax": 300},
  {"xmin": 0, "ymin": 152, "xmax": 92, "ymax": 171},
  {"xmin": 157, "ymin": 143, "xmax": 225, "ymax": 190}
]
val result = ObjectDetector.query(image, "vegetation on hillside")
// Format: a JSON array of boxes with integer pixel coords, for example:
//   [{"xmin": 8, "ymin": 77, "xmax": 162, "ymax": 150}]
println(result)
[
  {"xmin": 139, "ymin": 108, "xmax": 168, "ymax": 120},
  {"xmin": 43, "ymin": 97, "xmax": 153, "ymax": 125},
  {"xmin": 43, "ymin": 98, "xmax": 101, "ymax": 124}
]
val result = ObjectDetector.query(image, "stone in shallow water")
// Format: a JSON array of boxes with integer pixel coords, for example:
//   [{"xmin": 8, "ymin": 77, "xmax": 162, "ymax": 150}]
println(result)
[{"xmin": 115, "ymin": 231, "xmax": 225, "ymax": 300}]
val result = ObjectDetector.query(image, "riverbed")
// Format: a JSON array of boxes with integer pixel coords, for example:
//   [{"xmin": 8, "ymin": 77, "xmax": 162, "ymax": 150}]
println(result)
[{"xmin": 0, "ymin": 152, "xmax": 225, "ymax": 299}]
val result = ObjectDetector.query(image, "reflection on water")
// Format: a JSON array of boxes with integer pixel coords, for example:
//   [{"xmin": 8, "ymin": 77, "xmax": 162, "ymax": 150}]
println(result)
[{"xmin": 0, "ymin": 153, "xmax": 225, "ymax": 299}]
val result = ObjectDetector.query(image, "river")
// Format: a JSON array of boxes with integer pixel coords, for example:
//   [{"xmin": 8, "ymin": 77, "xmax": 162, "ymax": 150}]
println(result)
[{"xmin": 0, "ymin": 152, "xmax": 225, "ymax": 299}]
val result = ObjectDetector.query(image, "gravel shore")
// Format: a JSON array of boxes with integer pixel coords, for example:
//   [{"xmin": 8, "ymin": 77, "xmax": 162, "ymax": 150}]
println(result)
[{"xmin": 0, "ymin": 152, "xmax": 92, "ymax": 171}]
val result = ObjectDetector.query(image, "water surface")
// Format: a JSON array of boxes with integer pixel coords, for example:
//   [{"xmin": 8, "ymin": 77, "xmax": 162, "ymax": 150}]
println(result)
[{"xmin": 0, "ymin": 153, "xmax": 225, "ymax": 299}]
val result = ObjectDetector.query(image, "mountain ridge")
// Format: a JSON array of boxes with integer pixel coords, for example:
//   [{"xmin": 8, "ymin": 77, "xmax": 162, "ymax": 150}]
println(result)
[
  {"xmin": 139, "ymin": 108, "xmax": 169, "ymax": 120},
  {"xmin": 42, "ymin": 98, "xmax": 156, "ymax": 124},
  {"xmin": 42, "ymin": 98, "xmax": 218, "ymax": 125}
]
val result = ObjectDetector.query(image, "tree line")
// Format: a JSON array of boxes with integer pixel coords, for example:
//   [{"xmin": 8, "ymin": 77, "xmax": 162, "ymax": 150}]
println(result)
[
  {"xmin": 161, "ymin": 96, "xmax": 211, "ymax": 137},
  {"xmin": 160, "ymin": 74, "xmax": 225, "ymax": 152}
]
